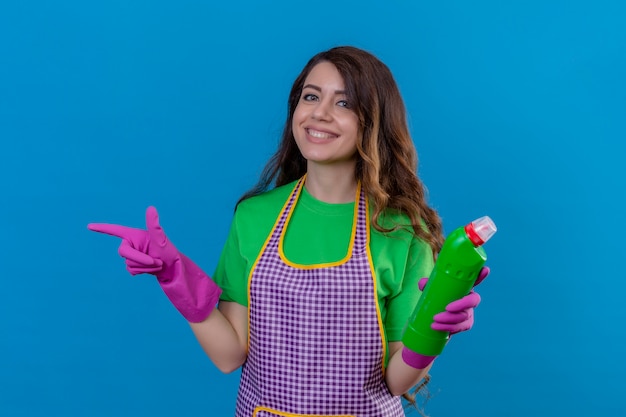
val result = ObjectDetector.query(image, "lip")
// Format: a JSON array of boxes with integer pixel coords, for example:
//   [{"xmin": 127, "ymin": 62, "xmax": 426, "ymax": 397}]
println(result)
[{"xmin": 304, "ymin": 127, "xmax": 339, "ymax": 143}]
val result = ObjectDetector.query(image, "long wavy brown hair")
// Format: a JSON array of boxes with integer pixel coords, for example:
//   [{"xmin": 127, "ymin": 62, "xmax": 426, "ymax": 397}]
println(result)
[{"xmin": 238, "ymin": 45, "xmax": 444, "ymax": 254}]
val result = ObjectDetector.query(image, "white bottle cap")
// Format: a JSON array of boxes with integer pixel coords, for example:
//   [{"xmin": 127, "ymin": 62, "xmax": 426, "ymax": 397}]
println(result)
[{"xmin": 465, "ymin": 216, "xmax": 497, "ymax": 246}]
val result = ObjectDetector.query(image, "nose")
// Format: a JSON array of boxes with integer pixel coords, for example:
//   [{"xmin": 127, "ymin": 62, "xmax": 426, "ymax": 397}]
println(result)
[{"xmin": 311, "ymin": 98, "xmax": 333, "ymax": 121}]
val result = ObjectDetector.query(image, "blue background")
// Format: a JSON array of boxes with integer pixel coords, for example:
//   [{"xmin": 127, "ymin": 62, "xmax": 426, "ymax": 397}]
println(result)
[{"xmin": 1, "ymin": 1, "xmax": 624, "ymax": 416}]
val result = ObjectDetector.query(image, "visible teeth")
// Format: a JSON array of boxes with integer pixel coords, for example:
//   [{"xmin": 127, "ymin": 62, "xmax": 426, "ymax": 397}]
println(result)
[{"xmin": 307, "ymin": 129, "xmax": 335, "ymax": 139}]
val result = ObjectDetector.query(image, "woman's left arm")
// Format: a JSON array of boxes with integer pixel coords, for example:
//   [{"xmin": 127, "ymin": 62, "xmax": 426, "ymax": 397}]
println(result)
[
  {"xmin": 385, "ymin": 342, "xmax": 433, "ymax": 396},
  {"xmin": 385, "ymin": 266, "xmax": 489, "ymax": 396}
]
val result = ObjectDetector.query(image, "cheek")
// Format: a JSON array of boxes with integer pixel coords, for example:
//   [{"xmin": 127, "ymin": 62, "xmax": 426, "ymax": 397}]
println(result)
[
  {"xmin": 292, "ymin": 106, "xmax": 304, "ymax": 129},
  {"xmin": 340, "ymin": 115, "xmax": 360, "ymax": 137},
  {"xmin": 291, "ymin": 115, "xmax": 300, "ymax": 139}
]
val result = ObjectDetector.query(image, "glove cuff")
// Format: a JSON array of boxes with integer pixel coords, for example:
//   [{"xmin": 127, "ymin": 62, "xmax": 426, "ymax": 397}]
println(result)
[
  {"xmin": 401, "ymin": 347, "xmax": 437, "ymax": 369},
  {"xmin": 158, "ymin": 253, "xmax": 222, "ymax": 323}
]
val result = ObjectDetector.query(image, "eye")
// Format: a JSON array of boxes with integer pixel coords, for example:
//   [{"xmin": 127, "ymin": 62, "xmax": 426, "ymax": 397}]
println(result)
[
  {"xmin": 302, "ymin": 93, "xmax": 318, "ymax": 101},
  {"xmin": 337, "ymin": 100, "xmax": 351, "ymax": 108}
]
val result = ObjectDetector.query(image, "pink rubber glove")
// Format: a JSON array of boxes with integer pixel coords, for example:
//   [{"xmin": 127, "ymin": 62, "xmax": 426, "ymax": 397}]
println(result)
[
  {"xmin": 88, "ymin": 206, "xmax": 221, "ymax": 323},
  {"xmin": 402, "ymin": 267, "xmax": 489, "ymax": 369},
  {"xmin": 418, "ymin": 266, "xmax": 490, "ymax": 334}
]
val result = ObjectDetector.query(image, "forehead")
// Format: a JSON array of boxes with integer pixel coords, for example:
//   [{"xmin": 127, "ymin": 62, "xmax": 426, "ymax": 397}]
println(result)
[{"xmin": 303, "ymin": 61, "xmax": 345, "ymax": 89}]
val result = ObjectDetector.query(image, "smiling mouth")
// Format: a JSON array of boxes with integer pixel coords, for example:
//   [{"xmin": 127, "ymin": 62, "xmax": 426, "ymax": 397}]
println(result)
[{"xmin": 306, "ymin": 128, "xmax": 338, "ymax": 139}]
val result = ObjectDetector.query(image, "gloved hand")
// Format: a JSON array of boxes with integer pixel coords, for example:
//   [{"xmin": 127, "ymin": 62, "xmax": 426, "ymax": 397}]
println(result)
[
  {"xmin": 88, "ymin": 206, "xmax": 222, "ymax": 323},
  {"xmin": 418, "ymin": 266, "xmax": 489, "ymax": 334},
  {"xmin": 402, "ymin": 266, "xmax": 489, "ymax": 369}
]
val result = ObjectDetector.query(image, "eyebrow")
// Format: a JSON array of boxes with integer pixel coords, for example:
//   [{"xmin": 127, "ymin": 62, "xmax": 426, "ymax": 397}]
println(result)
[{"xmin": 302, "ymin": 84, "xmax": 347, "ymax": 95}]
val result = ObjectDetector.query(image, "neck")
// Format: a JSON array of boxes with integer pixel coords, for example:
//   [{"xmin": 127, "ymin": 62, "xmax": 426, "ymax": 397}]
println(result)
[{"xmin": 304, "ymin": 161, "xmax": 358, "ymax": 204}]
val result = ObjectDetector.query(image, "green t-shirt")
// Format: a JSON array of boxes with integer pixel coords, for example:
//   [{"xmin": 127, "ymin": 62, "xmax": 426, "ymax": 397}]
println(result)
[{"xmin": 212, "ymin": 180, "xmax": 434, "ymax": 342}]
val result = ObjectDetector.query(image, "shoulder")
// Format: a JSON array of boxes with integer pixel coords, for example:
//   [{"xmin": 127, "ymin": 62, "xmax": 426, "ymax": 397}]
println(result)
[
  {"xmin": 370, "ymin": 204, "xmax": 432, "ymax": 241},
  {"xmin": 370, "ymin": 207, "xmax": 433, "ymax": 258},
  {"xmin": 233, "ymin": 180, "xmax": 299, "ymax": 228},
  {"xmin": 371, "ymin": 207, "xmax": 414, "ymax": 239}
]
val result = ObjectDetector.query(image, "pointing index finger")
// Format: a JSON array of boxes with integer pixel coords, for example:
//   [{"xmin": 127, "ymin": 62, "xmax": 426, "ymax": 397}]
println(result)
[{"xmin": 88, "ymin": 223, "xmax": 138, "ymax": 239}]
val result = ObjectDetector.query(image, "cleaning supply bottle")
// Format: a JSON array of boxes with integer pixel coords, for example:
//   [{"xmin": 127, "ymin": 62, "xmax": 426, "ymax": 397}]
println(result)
[{"xmin": 402, "ymin": 216, "xmax": 497, "ymax": 357}]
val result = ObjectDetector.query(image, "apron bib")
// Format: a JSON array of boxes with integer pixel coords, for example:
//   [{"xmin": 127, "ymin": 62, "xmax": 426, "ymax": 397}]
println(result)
[{"xmin": 235, "ymin": 178, "xmax": 404, "ymax": 417}]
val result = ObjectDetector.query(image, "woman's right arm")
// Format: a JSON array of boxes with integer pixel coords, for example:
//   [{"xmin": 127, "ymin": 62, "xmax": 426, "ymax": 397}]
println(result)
[
  {"xmin": 188, "ymin": 301, "xmax": 248, "ymax": 374},
  {"xmin": 88, "ymin": 207, "xmax": 251, "ymax": 373}
]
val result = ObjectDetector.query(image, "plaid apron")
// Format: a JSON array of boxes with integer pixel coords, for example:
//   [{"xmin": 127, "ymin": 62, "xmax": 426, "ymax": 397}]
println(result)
[{"xmin": 234, "ymin": 178, "xmax": 404, "ymax": 417}]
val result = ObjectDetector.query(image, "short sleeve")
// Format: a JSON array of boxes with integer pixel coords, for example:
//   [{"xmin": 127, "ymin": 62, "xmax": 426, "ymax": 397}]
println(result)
[
  {"xmin": 212, "ymin": 215, "xmax": 249, "ymax": 307},
  {"xmin": 383, "ymin": 236, "xmax": 434, "ymax": 341}
]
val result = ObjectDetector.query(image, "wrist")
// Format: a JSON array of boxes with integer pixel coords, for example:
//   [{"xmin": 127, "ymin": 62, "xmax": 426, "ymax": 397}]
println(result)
[
  {"xmin": 157, "ymin": 252, "xmax": 222, "ymax": 323},
  {"xmin": 401, "ymin": 347, "xmax": 437, "ymax": 369}
]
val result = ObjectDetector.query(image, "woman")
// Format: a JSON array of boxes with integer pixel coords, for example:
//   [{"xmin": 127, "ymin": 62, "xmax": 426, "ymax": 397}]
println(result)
[{"xmin": 89, "ymin": 46, "xmax": 486, "ymax": 416}]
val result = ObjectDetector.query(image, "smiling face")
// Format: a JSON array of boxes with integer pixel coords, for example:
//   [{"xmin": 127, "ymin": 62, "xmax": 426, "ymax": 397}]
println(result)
[{"xmin": 292, "ymin": 61, "xmax": 360, "ymax": 169}]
